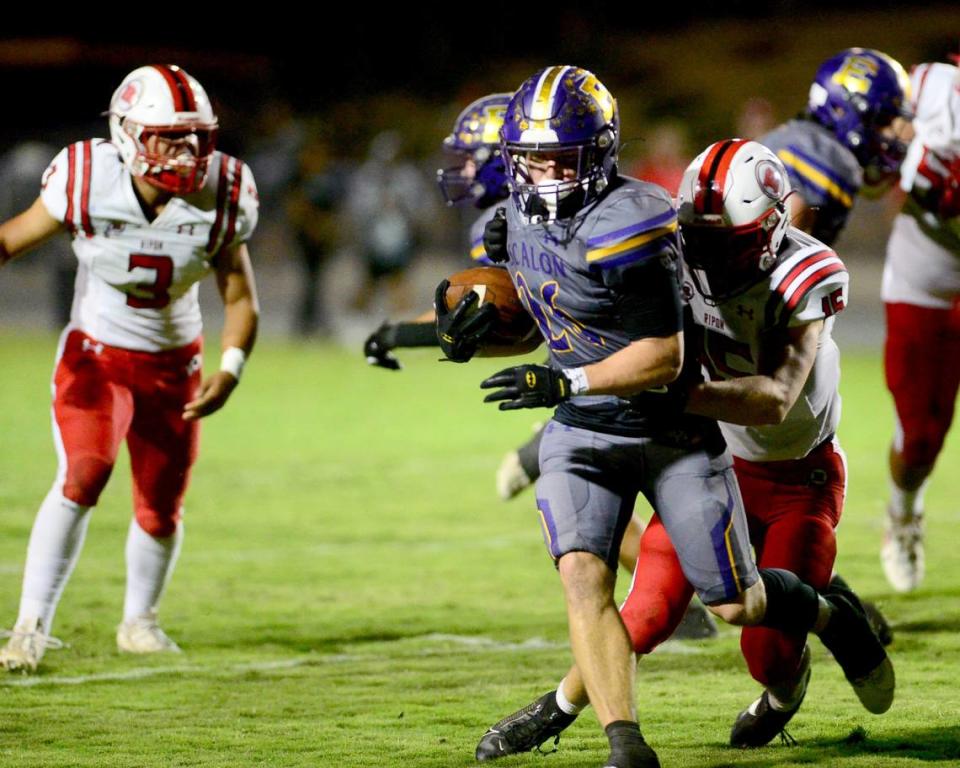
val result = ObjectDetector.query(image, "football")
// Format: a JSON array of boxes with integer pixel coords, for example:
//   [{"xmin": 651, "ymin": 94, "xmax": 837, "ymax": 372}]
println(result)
[{"xmin": 444, "ymin": 266, "xmax": 536, "ymax": 346}]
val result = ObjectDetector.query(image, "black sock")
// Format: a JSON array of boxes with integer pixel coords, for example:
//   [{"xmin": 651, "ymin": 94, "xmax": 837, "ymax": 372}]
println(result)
[
  {"xmin": 758, "ymin": 568, "xmax": 820, "ymax": 635},
  {"xmin": 517, "ymin": 427, "xmax": 544, "ymax": 480}
]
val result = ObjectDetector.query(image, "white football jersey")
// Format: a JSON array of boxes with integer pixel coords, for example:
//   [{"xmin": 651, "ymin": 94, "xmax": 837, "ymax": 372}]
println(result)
[
  {"xmin": 40, "ymin": 139, "xmax": 258, "ymax": 351},
  {"xmin": 683, "ymin": 228, "xmax": 848, "ymax": 462},
  {"xmin": 900, "ymin": 61, "xmax": 960, "ymax": 189},
  {"xmin": 898, "ymin": 63, "xmax": 960, "ymax": 244}
]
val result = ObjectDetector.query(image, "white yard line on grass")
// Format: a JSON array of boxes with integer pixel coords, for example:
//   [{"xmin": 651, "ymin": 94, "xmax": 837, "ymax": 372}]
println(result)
[
  {"xmin": 0, "ymin": 656, "xmax": 350, "ymax": 688},
  {"xmin": 1, "ymin": 631, "xmax": 704, "ymax": 687}
]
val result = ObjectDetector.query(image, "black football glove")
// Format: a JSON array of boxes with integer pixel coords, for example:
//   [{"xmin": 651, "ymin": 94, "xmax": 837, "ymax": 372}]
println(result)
[
  {"xmin": 481, "ymin": 364, "xmax": 572, "ymax": 410},
  {"xmin": 482, "ymin": 208, "xmax": 508, "ymax": 264},
  {"xmin": 435, "ymin": 279, "xmax": 497, "ymax": 363},
  {"xmin": 363, "ymin": 322, "xmax": 402, "ymax": 371}
]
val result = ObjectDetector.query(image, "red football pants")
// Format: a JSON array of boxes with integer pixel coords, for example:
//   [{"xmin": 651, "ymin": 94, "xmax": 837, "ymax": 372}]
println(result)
[
  {"xmin": 52, "ymin": 330, "xmax": 202, "ymax": 537},
  {"xmin": 885, "ymin": 301, "xmax": 960, "ymax": 467},
  {"xmin": 621, "ymin": 440, "xmax": 845, "ymax": 687}
]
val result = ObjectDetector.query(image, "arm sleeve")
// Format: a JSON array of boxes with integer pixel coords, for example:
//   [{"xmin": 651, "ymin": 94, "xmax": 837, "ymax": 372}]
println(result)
[{"xmin": 612, "ymin": 256, "xmax": 683, "ymax": 339}]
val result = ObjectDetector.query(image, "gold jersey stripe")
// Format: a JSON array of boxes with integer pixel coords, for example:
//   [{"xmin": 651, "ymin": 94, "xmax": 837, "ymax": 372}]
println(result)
[
  {"xmin": 777, "ymin": 149, "xmax": 854, "ymax": 208},
  {"xmin": 585, "ymin": 221, "xmax": 678, "ymax": 263}
]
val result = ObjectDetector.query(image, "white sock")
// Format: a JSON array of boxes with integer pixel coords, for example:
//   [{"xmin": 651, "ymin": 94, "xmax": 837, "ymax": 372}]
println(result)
[
  {"xmin": 556, "ymin": 678, "xmax": 585, "ymax": 715},
  {"xmin": 122, "ymin": 520, "xmax": 183, "ymax": 621},
  {"xmin": 888, "ymin": 478, "xmax": 927, "ymax": 523},
  {"xmin": 18, "ymin": 490, "xmax": 92, "ymax": 633}
]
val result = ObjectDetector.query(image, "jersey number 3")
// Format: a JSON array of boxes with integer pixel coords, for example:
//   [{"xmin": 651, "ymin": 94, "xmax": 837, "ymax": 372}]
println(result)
[{"xmin": 126, "ymin": 254, "xmax": 173, "ymax": 309}]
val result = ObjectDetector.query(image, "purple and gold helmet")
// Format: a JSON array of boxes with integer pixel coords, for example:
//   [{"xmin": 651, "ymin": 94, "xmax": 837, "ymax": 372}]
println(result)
[
  {"xmin": 501, "ymin": 65, "xmax": 619, "ymax": 219},
  {"xmin": 437, "ymin": 92, "xmax": 511, "ymax": 209},
  {"xmin": 807, "ymin": 48, "xmax": 912, "ymax": 177}
]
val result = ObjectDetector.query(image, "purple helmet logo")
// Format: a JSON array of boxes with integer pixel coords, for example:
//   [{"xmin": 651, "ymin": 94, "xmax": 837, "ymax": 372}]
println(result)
[
  {"xmin": 808, "ymin": 48, "xmax": 912, "ymax": 176},
  {"xmin": 501, "ymin": 66, "xmax": 619, "ymax": 219}
]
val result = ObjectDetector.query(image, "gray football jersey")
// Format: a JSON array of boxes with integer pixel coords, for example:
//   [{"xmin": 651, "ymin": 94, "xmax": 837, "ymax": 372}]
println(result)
[
  {"xmin": 502, "ymin": 176, "xmax": 703, "ymax": 438},
  {"xmin": 760, "ymin": 119, "xmax": 863, "ymax": 246}
]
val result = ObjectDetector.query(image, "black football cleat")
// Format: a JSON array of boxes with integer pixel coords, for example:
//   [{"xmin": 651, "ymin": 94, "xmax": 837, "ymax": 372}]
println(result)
[
  {"xmin": 604, "ymin": 737, "xmax": 661, "ymax": 767},
  {"xmin": 730, "ymin": 645, "xmax": 811, "ymax": 748},
  {"xmin": 475, "ymin": 690, "xmax": 577, "ymax": 761},
  {"xmin": 818, "ymin": 585, "xmax": 895, "ymax": 714}
]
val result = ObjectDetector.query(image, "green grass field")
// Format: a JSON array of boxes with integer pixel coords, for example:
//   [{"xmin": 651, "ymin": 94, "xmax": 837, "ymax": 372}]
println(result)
[{"xmin": 1, "ymin": 331, "xmax": 958, "ymax": 768}]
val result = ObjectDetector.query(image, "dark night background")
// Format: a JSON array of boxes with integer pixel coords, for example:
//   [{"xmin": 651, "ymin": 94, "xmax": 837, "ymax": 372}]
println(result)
[{"xmin": 0, "ymin": 5, "xmax": 958, "ymax": 341}]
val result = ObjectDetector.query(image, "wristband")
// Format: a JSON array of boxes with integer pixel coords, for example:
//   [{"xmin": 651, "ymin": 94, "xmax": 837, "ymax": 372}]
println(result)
[
  {"xmin": 563, "ymin": 367, "xmax": 589, "ymax": 395},
  {"xmin": 220, "ymin": 346, "xmax": 246, "ymax": 381}
]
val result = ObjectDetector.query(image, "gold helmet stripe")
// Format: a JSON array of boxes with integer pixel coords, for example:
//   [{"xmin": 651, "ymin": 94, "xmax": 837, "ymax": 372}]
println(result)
[{"xmin": 530, "ymin": 66, "xmax": 570, "ymax": 127}]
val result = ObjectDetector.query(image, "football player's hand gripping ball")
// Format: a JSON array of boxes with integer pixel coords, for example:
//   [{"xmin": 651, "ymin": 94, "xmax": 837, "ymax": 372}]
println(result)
[
  {"xmin": 483, "ymin": 208, "xmax": 509, "ymax": 264},
  {"xmin": 435, "ymin": 279, "xmax": 497, "ymax": 363},
  {"xmin": 481, "ymin": 364, "xmax": 572, "ymax": 410},
  {"xmin": 363, "ymin": 322, "xmax": 402, "ymax": 371}
]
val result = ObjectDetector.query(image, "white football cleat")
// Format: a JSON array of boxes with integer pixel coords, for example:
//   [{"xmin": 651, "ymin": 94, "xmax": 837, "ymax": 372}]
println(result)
[
  {"xmin": 0, "ymin": 616, "xmax": 64, "ymax": 673},
  {"xmin": 117, "ymin": 611, "xmax": 181, "ymax": 654},
  {"xmin": 496, "ymin": 450, "xmax": 533, "ymax": 501},
  {"xmin": 881, "ymin": 513, "xmax": 925, "ymax": 593}
]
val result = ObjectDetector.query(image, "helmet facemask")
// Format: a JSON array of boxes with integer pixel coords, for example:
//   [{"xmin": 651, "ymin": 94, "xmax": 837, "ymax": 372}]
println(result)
[
  {"xmin": 120, "ymin": 119, "xmax": 218, "ymax": 195},
  {"xmin": 682, "ymin": 201, "xmax": 787, "ymax": 303},
  {"xmin": 503, "ymin": 131, "xmax": 615, "ymax": 221},
  {"xmin": 436, "ymin": 145, "xmax": 507, "ymax": 208}
]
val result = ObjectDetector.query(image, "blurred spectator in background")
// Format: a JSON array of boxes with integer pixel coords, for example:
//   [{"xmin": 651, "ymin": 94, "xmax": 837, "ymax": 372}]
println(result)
[
  {"xmin": 345, "ymin": 130, "xmax": 433, "ymax": 314},
  {"xmin": 736, "ymin": 96, "xmax": 777, "ymax": 140},
  {"xmin": 0, "ymin": 141, "xmax": 74, "ymax": 326},
  {"xmin": 626, "ymin": 121, "xmax": 690, "ymax": 195},
  {"xmin": 287, "ymin": 124, "xmax": 349, "ymax": 336}
]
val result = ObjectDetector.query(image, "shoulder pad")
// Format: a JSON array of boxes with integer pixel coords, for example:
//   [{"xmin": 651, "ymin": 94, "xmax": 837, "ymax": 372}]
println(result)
[
  {"xmin": 763, "ymin": 230, "xmax": 848, "ymax": 326},
  {"xmin": 205, "ymin": 153, "xmax": 259, "ymax": 254},
  {"xmin": 581, "ymin": 179, "xmax": 679, "ymax": 269},
  {"xmin": 40, "ymin": 140, "xmax": 112, "ymax": 237},
  {"xmin": 761, "ymin": 121, "xmax": 860, "ymax": 210}
]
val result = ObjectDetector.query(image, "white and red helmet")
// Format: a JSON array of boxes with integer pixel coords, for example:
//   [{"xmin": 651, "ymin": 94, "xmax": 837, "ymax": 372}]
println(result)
[
  {"xmin": 677, "ymin": 139, "xmax": 792, "ymax": 302},
  {"xmin": 108, "ymin": 64, "xmax": 218, "ymax": 195}
]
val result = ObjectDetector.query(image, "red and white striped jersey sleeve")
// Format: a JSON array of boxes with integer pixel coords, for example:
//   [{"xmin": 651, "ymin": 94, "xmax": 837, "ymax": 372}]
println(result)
[
  {"xmin": 204, "ymin": 154, "xmax": 259, "ymax": 255},
  {"xmin": 909, "ymin": 63, "xmax": 955, "ymax": 125},
  {"xmin": 39, "ymin": 141, "xmax": 97, "ymax": 238},
  {"xmin": 767, "ymin": 237, "xmax": 849, "ymax": 327}
]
